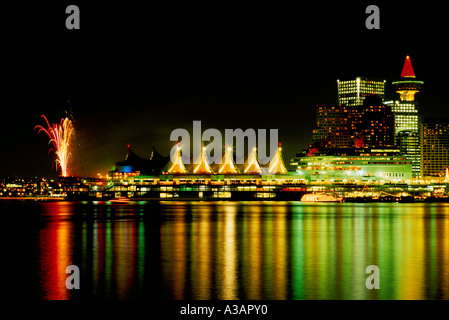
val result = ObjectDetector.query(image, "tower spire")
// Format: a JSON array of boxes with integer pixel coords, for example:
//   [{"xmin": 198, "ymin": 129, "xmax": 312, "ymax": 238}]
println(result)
[
  {"xmin": 392, "ymin": 55, "xmax": 423, "ymax": 102},
  {"xmin": 400, "ymin": 55, "xmax": 416, "ymax": 78}
]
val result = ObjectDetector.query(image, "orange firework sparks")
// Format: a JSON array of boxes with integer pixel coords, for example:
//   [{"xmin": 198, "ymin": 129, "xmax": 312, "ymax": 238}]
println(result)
[{"xmin": 35, "ymin": 115, "xmax": 74, "ymax": 177}]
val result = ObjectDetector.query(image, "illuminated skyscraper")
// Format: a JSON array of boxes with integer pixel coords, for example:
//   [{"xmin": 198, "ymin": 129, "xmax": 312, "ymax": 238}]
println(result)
[
  {"xmin": 385, "ymin": 55, "xmax": 423, "ymax": 178},
  {"xmin": 421, "ymin": 119, "xmax": 449, "ymax": 179},
  {"xmin": 309, "ymin": 94, "xmax": 395, "ymax": 154},
  {"xmin": 337, "ymin": 77, "xmax": 386, "ymax": 106}
]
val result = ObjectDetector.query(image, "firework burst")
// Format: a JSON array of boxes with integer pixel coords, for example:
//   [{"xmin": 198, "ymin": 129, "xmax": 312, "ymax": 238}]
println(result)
[{"xmin": 35, "ymin": 115, "xmax": 75, "ymax": 177}]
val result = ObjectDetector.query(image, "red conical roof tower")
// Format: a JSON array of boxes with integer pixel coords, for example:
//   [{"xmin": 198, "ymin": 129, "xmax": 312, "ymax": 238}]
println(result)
[
  {"xmin": 400, "ymin": 55, "xmax": 416, "ymax": 78},
  {"xmin": 392, "ymin": 55, "xmax": 423, "ymax": 101}
]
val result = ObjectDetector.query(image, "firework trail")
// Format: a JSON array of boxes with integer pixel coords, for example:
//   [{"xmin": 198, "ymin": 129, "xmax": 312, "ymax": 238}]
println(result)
[{"xmin": 35, "ymin": 115, "xmax": 75, "ymax": 177}]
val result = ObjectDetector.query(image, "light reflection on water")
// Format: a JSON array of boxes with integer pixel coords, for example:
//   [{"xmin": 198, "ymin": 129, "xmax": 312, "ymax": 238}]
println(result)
[{"xmin": 2, "ymin": 201, "xmax": 449, "ymax": 300}]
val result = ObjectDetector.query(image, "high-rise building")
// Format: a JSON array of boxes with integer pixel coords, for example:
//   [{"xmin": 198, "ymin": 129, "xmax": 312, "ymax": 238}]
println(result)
[
  {"xmin": 421, "ymin": 119, "xmax": 449, "ymax": 179},
  {"xmin": 309, "ymin": 94, "xmax": 395, "ymax": 153},
  {"xmin": 337, "ymin": 77, "xmax": 386, "ymax": 106},
  {"xmin": 396, "ymin": 131, "xmax": 419, "ymax": 172},
  {"xmin": 386, "ymin": 56, "xmax": 423, "ymax": 178},
  {"xmin": 311, "ymin": 104, "xmax": 354, "ymax": 149}
]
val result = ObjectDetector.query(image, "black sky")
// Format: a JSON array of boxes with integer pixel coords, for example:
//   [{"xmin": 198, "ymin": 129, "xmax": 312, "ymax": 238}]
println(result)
[{"xmin": 2, "ymin": 2, "xmax": 448, "ymax": 178}]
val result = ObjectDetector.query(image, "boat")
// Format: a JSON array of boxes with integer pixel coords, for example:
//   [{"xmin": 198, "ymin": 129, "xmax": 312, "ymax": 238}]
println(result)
[
  {"xmin": 301, "ymin": 192, "xmax": 344, "ymax": 202},
  {"xmin": 109, "ymin": 196, "xmax": 131, "ymax": 203}
]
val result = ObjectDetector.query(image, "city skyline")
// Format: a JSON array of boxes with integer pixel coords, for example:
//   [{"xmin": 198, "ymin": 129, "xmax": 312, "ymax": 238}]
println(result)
[
  {"xmin": 3, "ymin": 4, "xmax": 449, "ymax": 307},
  {"xmin": 2, "ymin": 3, "xmax": 448, "ymax": 179},
  {"xmin": 2, "ymin": 53, "xmax": 439, "ymax": 179},
  {"xmin": 1, "ymin": 52, "xmax": 442, "ymax": 179}
]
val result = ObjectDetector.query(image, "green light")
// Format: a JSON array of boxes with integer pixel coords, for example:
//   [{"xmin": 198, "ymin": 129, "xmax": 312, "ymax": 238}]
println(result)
[{"xmin": 392, "ymin": 80, "xmax": 424, "ymax": 85}]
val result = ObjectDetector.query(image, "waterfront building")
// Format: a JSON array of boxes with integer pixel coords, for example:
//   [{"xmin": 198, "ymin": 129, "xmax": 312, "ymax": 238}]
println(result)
[
  {"xmin": 114, "ymin": 145, "xmax": 168, "ymax": 175},
  {"xmin": 395, "ymin": 130, "xmax": 420, "ymax": 177},
  {"xmin": 296, "ymin": 155, "xmax": 412, "ymax": 183},
  {"xmin": 291, "ymin": 91, "xmax": 403, "ymax": 181},
  {"xmin": 351, "ymin": 95, "xmax": 395, "ymax": 149},
  {"xmin": 385, "ymin": 56, "xmax": 423, "ymax": 178},
  {"xmin": 311, "ymin": 104, "xmax": 354, "ymax": 149},
  {"xmin": 0, "ymin": 177, "xmax": 63, "ymax": 198},
  {"xmin": 421, "ymin": 119, "xmax": 449, "ymax": 179},
  {"xmin": 308, "ymin": 94, "xmax": 395, "ymax": 154},
  {"xmin": 337, "ymin": 77, "xmax": 386, "ymax": 106},
  {"xmin": 104, "ymin": 144, "xmax": 304, "ymax": 199}
]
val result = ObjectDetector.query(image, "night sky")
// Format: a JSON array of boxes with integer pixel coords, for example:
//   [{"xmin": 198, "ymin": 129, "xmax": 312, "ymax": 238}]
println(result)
[{"xmin": 2, "ymin": 2, "xmax": 448, "ymax": 178}]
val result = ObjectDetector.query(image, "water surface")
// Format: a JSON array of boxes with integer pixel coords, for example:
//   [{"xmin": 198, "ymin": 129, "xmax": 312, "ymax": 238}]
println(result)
[{"xmin": 1, "ymin": 201, "xmax": 448, "ymax": 300}]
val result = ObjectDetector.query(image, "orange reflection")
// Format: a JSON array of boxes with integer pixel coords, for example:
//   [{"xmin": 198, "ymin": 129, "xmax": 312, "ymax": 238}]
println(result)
[
  {"xmin": 191, "ymin": 204, "xmax": 213, "ymax": 299},
  {"xmin": 114, "ymin": 219, "xmax": 137, "ymax": 299},
  {"xmin": 39, "ymin": 203, "xmax": 74, "ymax": 300},
  {"xmin": 152, "ymin": 202, "xmax": 449, "ymax": 300},
  {"xmin": 398, "ymin": 206, "xmax": 425, "ymax": 300},
  {"xmin": 273, "ymin": 205, "xmax": 287, "ymax": 299},
  {"xmin": 246, "ymin": 204, "xmax": 262, "ymax": 299},
  {"xmin": 441, "ymin": 207, "xmax": 449, "ymax": 299},
  {"xmin": 218, "ymin": 204, "xmax": 238, "ymax": 299},
  {"xmin": 160, "ymin": 206, "xmax": 187, "ymax": 299}
]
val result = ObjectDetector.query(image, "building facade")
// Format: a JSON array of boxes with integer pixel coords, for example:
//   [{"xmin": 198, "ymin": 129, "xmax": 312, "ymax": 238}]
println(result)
[
  {"xmin": 386, "ymin": 56, "xmax": 423, "ymax": 178},
  {"xmin": 421, "ymin": 119, "xmax": 449, "ymax": 179},
  {"xmin": 296, "ymin": 155, "xmax": 412, "ymax": 183},
  {"xmin": 337, "ymin": 77, "xmax": 386, "ymax": 106},
  {"xmin": 309, "ymin": 94, "xmax": 395, "ymax": 153}
]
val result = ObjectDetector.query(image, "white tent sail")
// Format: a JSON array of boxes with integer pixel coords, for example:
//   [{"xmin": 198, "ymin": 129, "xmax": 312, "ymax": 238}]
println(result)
[
  {"xmin": 219, "ymin": 145, "xmax": 238, "ymax": 174},
  {"xmin": 194, "ymin": 147, "xmax": 214, "ymax": 174},
  {"xmin": 168, "ymin": 144, "xmax": 188, "ymax": 174},
  {"xmin": 244, "ymin": 147, "xmax": 261, "ymax": 174},
  {"xmin": 267, "ymin": 144, "xmax": 288, "ymax": 174}
]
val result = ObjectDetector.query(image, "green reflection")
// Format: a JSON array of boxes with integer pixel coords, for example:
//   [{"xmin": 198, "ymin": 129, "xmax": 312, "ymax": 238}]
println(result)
[
  {"xmin": 137, "ymin": 219, "xmax": 145, "ymax": 293},
  {"xmin": 291, "ymin": 204, "xmax": 305, "ymax": 299},
  {"xmin": 105, "ymin": 220, "xmax": 113, "ymax": 297},
  {"xmin": 154, "ymin": 202, "xmax": 449, "ymax": 300},
  {"xmin": 263, "ymin": 205, "xmax": 274, "ymax": 299}
]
